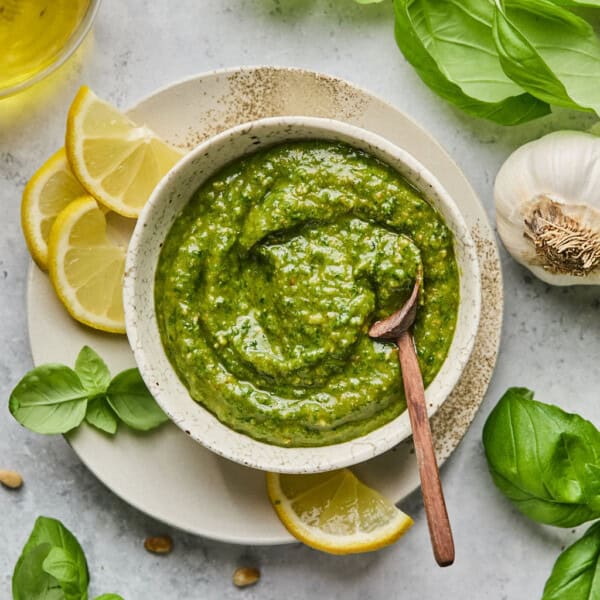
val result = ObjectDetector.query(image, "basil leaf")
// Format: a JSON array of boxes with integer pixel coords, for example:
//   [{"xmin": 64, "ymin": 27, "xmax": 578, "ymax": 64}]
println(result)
[
  {"xmin": 483, "ymin": 388, "xmax": 600, "ymax": 527},
  {"xmin": 542, "ymin": 522, "xmax": 600, "ymax": 600},
  {"xmin": 12, "ymin": 517, "xmax": 89, "ymax": 600},
  {"xmin": 9, "ymin": 365, "xmax": 88, "ymax": 434},
  {"xmin": 85, "ymin": 397, "xmax": 118, "ymax": 435},
  {"xmin": 550, "ymin": 0, "xmax": 600, "ymax": 5},
  {"xmin": 95, "ymin": 595, "xmax": 125, "ymax": 600},
  {"xmin": 75, "ymin": 346, "xmax": 111, "ymax": 395},
  {"xmin": 12, "ymin": 543, "xmax": 63, "ymax": 600},
  {"xmin": 393, "ymin": 0, "xmax": 550, "ymax": 125},
  {"xmin": 493, "ymin": 0, "xmax": 600, "ymax": 115},
  {"xmin": 545, "ymin": 434, "xmax": 600, "ymax": 514},
  {"xmin": 43, "ymin": 547, "xmax": 88, "ymax": 600},
  {"xmin": 106, "ymin": 369, "xmax": 168, "ymax": 431}
]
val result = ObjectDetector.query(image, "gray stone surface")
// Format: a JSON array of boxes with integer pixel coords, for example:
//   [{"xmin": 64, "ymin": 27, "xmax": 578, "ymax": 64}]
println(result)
[{"xmin": 1, "ymin": 1, "xmax": 599, "ymax": 598}]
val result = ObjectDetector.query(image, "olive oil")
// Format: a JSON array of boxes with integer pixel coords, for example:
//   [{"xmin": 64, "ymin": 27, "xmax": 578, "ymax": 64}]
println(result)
[{"xmin": 0, "ymin": 0, "xmax": 90, "ymax": 95}]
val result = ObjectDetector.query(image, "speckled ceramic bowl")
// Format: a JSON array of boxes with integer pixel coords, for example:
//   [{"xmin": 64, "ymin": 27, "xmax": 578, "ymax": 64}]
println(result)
[{"xmin": 124, "ymin": 116, "xmax": 481, "ymax": 473}]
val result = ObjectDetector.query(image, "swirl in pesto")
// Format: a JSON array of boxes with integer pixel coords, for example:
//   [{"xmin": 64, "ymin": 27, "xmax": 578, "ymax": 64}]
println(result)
[{"xmin": 155, "ymin": 142, "xmax": 459, "ymax": 446}]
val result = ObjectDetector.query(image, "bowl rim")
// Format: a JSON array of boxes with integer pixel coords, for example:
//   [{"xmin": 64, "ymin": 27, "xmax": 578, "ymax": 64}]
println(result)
[
  {"xmin": 124, "ymin": 115, "xmax": 481, "ymax": 473},
  {"xmin": 0, "ymin": 0, "xmax": 102, "ymax": 99}
]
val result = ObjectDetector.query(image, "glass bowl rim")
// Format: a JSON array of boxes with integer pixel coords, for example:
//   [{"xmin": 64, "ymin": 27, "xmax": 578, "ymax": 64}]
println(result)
[{"xmin": 0, "ymin": 0, "xmax": 103, "ymax": 99}]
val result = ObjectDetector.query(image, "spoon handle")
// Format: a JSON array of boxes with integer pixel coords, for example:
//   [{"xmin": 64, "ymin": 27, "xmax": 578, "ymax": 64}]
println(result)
[{"xmin": 397, "ymin": 330, "xmax": 455, "ymax": 567}]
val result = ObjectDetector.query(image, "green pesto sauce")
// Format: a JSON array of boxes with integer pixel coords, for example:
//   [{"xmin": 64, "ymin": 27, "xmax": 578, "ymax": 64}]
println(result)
[{"xmin": 155, "ymin": 141, "xmax": 459, "ymax": 447}]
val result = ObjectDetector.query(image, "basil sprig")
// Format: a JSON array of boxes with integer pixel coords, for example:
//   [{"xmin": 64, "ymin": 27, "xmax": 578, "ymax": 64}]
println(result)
[
  {"xmin": 12, "ymin": 516, "xmax": 124, "ymax": 600},
  {"xmin": 393, "ymin": 0, "xmax": 600, "ymax": 124},
  {"xmin": 542, "ymin": 522, "xmax": 600, "ymax": 600},
  {"xmin": 9, "ymin": 346, "xmax": 168, "ymax": 436},
  {"xmin": 494, "ymin": 0, "xmax": 600, "ymax": 115},
  {"xmin": 483, "ymin": 387, "xmax": 600, "ymax": 598},
  {"xmin": 12, "ymin": 517, "xmax": 88, "ymax": 600},
  {"xmin": 394, "ymin": 0, "xmax": 550, "ymax": 125},
  {"xmin": 483, "ymin": 387, "xmax": 600, "ymax": 528}
]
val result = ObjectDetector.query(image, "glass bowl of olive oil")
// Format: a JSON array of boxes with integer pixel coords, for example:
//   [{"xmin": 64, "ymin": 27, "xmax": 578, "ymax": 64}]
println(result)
[{"xmin": 0, "ymin": 0, "xmax": 101, "ymax": 98}]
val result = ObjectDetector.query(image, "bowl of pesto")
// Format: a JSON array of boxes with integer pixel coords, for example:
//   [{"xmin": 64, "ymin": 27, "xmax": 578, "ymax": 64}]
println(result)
[{"xmin": 124, "ymin": 116, "xmax": 481, "ymax": 473}]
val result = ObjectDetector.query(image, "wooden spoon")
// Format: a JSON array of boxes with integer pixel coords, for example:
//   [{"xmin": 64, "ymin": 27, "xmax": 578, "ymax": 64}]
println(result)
[{"xmin": 369, "ymin": 280, "xmax": 455, "ymax": 567}]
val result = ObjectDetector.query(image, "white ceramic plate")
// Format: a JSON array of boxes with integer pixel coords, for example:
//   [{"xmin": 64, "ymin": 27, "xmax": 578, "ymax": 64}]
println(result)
[{"xmin": 27, "ymin": 67, "xmax": 503, "ymax": 545}]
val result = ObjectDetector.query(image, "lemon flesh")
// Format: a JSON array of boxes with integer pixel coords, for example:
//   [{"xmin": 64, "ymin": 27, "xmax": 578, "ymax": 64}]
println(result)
[
  {"xmin": 48, "ymin": 196, "xmax": 134, "ymax": 333},
  {"xmin": 21, "ymin": 148, "xmax": 87, "ymax": 270},
  {"xmin": 267, "ymin": 469, "xmax": 413, "ymax": 554},
  {"xmin": 65, "ymin": 86, "xmax": 185, "ymax": 218}
]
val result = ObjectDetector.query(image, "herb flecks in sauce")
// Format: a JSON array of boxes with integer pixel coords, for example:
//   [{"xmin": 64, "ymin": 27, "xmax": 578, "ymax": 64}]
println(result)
[{"xmin": 155, "ymin": 142, "xmax": 459, "ymax": 446}]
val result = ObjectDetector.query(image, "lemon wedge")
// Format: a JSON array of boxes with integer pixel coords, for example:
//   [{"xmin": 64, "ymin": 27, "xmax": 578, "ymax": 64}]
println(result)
[
  {"xmin": 21, "ymin": 148, "xmax": 87, "ymax": 270},
  {"xmin": 48, "ymin": 196, "xmax": 135, "ymax": 333},
  {"xmin": 266, "ymin": 469, "xmax": 413, "ymax": 554},
  {"xmin": 65, "ymin": 86, "xmax": 184, "ymax": 218}
]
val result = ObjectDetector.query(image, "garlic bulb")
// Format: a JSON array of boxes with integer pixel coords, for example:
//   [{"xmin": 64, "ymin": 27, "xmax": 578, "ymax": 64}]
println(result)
[{"xmin": 494, "ymin": 131, "xmax": 600, "ymax": 285}]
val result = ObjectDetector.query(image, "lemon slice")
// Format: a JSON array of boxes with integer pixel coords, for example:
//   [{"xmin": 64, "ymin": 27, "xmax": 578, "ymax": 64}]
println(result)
[
  {"xmin": 21, "ymin": 148, "xmax": 87, "ymax": 270},
  {"xmin": 48, "ymin": 196, "xmax": 135, "ymax": 333},
  {"xmin": 266, "ymin": 469, "xmax": 414, "ymax": 554},
  {"xmin": 65, "ymin": 86, "xmax": 184, "ymax": 218}
]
